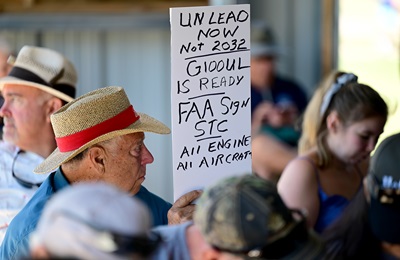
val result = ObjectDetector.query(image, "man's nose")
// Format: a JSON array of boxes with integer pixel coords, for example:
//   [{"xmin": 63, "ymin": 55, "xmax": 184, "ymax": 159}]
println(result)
[
  {"xmin": 141, "ymin": 144, "xmax": 154, "ymax": 165},
  {"xmin": 366, "ymin": 138, "xmax": 377, "ymax": 153},
  {"xmin": 0, "ymin": 98, "xmax": 9, "ymax": 118}
]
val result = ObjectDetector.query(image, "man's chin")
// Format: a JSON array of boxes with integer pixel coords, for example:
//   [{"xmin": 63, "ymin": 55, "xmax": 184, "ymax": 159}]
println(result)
[
  {"xmin": 2, "ymin": 132, "xmax": 18, "ymax": 144},
  {"xmin": 130, "ymin": 181, "xmax": 144, "ymax": 195},
  {"xmin": 138, "ymin": 175, "xmax": 146, "ymax": 184}
]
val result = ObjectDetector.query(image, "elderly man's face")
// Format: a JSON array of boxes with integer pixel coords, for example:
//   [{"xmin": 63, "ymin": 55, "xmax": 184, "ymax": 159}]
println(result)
[
  {"xmin": 0, "ymin": 84, "xmax": 52, "ymax": 150},
  {"xmin": 101, "ymin": 132, "xmax": 154, "ymax": 195},
  {"xmin": 250, "ymin": 55, "xmax": 277, "ymax": 88}
]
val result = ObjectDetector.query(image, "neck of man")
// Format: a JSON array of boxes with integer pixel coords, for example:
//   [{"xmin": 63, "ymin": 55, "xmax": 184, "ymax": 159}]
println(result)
[
  {"xmin": 187, "ymin": 224, "xmax": 216, "ymax": 259},
  {"xmin": 20, "ymin": 130, "xmax": 57, "ymax": 158}
]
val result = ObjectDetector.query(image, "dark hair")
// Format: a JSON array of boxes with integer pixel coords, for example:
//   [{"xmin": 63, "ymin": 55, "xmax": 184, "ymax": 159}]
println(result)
[
  {"xmin": 322, "ymin": 187, "xmax": 381, "ymax": 259},
  {"xmin": 324, "ymin": 82, "xmax": 388, "ymax": 127},
  {"xmin": 64, "ymin": 148, "xmax": 88, "ymax": 165}
]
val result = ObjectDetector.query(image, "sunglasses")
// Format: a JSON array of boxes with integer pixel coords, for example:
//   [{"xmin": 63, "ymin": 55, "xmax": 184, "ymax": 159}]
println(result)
[
  {"xmin": 12, "ymin": 150, "xmax": 42, "ymax": 189},
  {"xmin": 367, "ymin": 174, "xmax": 400, "ymax": 205}
]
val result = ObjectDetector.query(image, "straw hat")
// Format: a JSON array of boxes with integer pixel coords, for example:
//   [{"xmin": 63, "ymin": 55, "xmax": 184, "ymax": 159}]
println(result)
[
  {"xmin": 34, "ymin": 86, "xmax": 170, "ymax": 174},
  {"xmin": 0, "ymin": 45, "xmax": 77, "ymax": 102}
]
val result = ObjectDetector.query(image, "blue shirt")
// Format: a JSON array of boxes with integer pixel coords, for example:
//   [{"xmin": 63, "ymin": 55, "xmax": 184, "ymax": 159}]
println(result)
[
  {"xmin": 135, "ymin": 185, "xmax": 172, "ymax": 226},
  {"xmin": 251, "ymin": 76, "xmax": 308, "ymax": 115},
  {"xmin": 151, "ymin": 221, "xmax": 192, "ymax": 260},
  {"xmin": 251, "ymin": 76, "xmax": 308, "ymax": 147},
  {"xmin": 0, "ymin": 168, "xmax": 172, "ymax": 260},
  {"xmin": 314, "ymin": 187, "xmax": 349, "ymax": 233}
]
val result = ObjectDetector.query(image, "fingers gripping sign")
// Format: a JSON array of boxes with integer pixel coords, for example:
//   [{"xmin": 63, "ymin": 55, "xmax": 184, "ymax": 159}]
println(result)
[{"xmin": 168, "ymin": 190, "xmax": 203, "ymax": 225}]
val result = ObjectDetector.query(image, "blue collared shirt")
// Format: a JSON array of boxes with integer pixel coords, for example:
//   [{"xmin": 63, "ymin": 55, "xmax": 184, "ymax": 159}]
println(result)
[
  {"xmin": 135, "ymin": 185, "xmax": 172, "ymax": 226},
  {"xmin": 0, "ymin": 168, "xmax": 68, "ymax": 259},
  {"xmin": 0, "ymin": 168, "xmax": 172, "ymax": 259},
  {"xmin": 0, "ymin": 141, "xmax": 49, "ymax": 245}
]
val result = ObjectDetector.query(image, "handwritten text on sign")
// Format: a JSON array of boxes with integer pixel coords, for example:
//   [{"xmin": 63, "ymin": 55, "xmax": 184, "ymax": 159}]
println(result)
[{"xmin": 170, "ymin": 4, "xmax": 251, "ymax": 200}]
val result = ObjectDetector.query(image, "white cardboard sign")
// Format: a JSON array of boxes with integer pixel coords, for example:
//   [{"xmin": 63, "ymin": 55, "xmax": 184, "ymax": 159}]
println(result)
[{"xmin": 170, "ymin": 4, "xmax": 251, "ymax": 201}]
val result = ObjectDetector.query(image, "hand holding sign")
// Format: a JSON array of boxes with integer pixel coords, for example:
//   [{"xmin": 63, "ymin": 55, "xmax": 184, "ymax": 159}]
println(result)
[{"xmin": 167, "ymin": 189, "xmax": 203, "ymax": 225}]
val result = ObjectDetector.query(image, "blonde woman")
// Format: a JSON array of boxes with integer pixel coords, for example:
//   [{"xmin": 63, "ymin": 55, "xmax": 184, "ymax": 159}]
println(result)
[{"xmin": 277, "ymin": 71, "xmax": 388, "ymax": 233}]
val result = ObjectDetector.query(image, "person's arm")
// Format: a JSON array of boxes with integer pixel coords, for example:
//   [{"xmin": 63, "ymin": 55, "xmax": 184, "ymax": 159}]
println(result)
[
  {"xmin": 251, "ymin": 134, "xmax": 296, "ymax": 182},
  {"xmin": 168, "ymin": 190, "xmax": 202, "ymax": 225},
  {"xmin": 277, "ymin": 158, "xmax": 320, "ymax": 228},
  {"xmin": 251, "ymin": 101, "xmax": 274, "ymax": 136},
  {"xmin": 30, "ymin": 245, "xmax": 52, "ymax": 259}
]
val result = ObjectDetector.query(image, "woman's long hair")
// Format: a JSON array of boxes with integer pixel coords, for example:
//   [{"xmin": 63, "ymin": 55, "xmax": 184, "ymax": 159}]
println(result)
[{"xmin": 298, "ymin": 71, "xmax": 388, "ymax": 167}]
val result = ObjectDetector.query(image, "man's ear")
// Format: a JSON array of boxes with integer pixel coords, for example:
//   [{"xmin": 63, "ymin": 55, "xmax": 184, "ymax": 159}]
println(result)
[
  {"xmin": 45, "ymin": 97, "xmax": 63, "ymax": 122},
  {"xmin": 88, "ymin": 146, "xmax": 107, "ymax": 174},
  {"xmin": 30, "ymin": 245, "xmax": 51, "ymax": 259},
  {"xmin": 202, "ymin": 247, "xmax": 221, "ymax": 260},
  {"xmin": 326, "ymin": 111, "xmax": 340, "ymax": 133}
]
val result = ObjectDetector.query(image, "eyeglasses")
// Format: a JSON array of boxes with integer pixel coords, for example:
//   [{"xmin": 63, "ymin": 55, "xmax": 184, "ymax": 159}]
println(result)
[
  {"xmin": 12, "ymin": 150, "xmax": 42, "ymax": 189},
  {"xmin": 367, "ymin": 174, "xmax": 400, "ymax": 205}
]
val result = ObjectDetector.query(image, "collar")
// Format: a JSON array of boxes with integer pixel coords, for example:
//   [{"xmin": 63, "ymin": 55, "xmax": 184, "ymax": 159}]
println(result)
[{"xmin": 53, "ymin": 167, "xmax": 70, "ymax": 192}]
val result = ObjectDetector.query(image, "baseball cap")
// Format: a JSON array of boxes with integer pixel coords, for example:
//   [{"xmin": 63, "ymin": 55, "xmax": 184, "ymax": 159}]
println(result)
[
  {"xmin": 367, "ymin": 132, "xmax": 400, "ymax": 244},
  {"xmin": 194, "ymin": 174, "xmax": 325, "ymax": 259},
  {"xmin": 30, "ymin": 182, "xmax": 161, "ymax": 259},
  {"xmin": 251, "ymin": 21, "xmax": 283, "ymax": 58}
]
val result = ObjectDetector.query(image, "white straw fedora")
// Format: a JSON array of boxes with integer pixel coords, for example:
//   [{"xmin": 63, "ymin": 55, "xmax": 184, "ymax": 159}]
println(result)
[
  {"xmin": 0, "ymin": 45, "xmax": 77, "ymax": 102},
  {"xmin": 34, "ymin": 86, "xmax": 170, "ymax": 174}
]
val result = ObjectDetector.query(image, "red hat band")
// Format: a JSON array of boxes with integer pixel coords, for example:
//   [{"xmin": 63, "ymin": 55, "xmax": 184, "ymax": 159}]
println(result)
[{"xmin": 56, "ymin": 105, "xmax": 140, "ymax": 152}]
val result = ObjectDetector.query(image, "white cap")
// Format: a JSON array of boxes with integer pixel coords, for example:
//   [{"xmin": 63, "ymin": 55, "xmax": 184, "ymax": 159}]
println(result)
[{"xmin": 30, "ymin": 182, "xmax": 155, "ymax": 260}]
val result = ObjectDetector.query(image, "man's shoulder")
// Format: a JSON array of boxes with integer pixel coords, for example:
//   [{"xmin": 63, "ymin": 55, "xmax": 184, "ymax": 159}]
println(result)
[
  {"xmin": 1, "ymin": 208, "xmax": 42, "ymax": 258},
  {"xmin": 273, "ymin": 75, "xmax": 305, "ymax": 92},
  {"xmin": 135, "ymin": 186, "xmax": 172, "ymax": 226},
  {"xmin": 151, "ymin": 222, "xmax": 192, "ymax": 259},
  {"xmin": 273, "ymin": 75, "xmax": 308, "ymax": 111},
  {"xmin": 0, "ymin": 175, "xmax": 56, "ymax": 259},
  {"xmin": 153, "ymin": 221, "xmax": 192, "ymax": 238},
  {"xmin": 6, "ymin": 179, "xmax": 54, "ymax": 227},
  {"xmin": 1, "ymin": 199, "xmax": 44, "ymax": 259},
  {"xmin": 136, "ymin": 186, "xmax": 172, "ymax": 208}
]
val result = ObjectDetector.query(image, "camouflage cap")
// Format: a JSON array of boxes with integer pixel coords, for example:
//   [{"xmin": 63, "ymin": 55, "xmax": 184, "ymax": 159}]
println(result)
[
  {"xmin": 194, "ymin": 174, "xmax": 325, "ymax": 259},
  {"xmin": 368, "ymin": 132, "xmax": 400, "ymax": 244}
]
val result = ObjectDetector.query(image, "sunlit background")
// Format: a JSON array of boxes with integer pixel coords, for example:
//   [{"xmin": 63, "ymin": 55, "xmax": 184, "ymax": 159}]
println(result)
[{"xmin": 339, "ymin": 0, "xmax": 400, "ymax": 141}]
